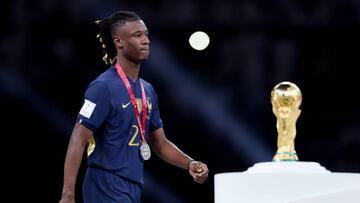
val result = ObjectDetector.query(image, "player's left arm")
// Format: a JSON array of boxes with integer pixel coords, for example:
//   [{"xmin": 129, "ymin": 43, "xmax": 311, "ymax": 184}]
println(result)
[{"xmin": 149, "ymin": 128, "xmax": 209, "ymax": 183}]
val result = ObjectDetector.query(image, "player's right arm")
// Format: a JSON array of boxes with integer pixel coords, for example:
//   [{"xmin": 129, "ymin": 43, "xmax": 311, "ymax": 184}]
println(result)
[{"xmin": 59, "ymin": 123, "xmax": 92, "ymax": 203}]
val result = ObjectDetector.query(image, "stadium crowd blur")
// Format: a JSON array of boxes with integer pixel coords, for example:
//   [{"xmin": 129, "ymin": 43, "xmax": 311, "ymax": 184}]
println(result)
[{"xmin": 2, "ymin": 0, "xmax": 360, "ymax": 202}]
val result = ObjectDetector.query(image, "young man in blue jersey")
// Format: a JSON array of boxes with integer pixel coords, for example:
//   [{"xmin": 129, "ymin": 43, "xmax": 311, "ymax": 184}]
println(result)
[{"xmin": 59, "ymin": 11, "xmax": 209, "ymax": 203}]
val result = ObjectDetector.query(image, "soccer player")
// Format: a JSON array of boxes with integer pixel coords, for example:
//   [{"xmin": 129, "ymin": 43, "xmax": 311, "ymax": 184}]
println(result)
[{"xmin": 59, "ymin": 10, "xmax": 209, "ymax": 203}]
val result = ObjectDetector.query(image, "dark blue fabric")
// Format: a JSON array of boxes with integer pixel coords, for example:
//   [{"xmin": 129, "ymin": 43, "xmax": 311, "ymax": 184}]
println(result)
[
  {"xmin": 83, "ymin": 167, "xmax": 142, "ymax": 203},
  {"xmin": 77, "ymin": 66, "xmax": 163, "ymax": 185}
]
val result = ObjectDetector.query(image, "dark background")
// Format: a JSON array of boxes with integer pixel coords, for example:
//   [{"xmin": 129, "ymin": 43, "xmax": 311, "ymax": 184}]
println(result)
[{"xmin": 2, "ymin": 0, "xmax": 360, "ymax": 202}]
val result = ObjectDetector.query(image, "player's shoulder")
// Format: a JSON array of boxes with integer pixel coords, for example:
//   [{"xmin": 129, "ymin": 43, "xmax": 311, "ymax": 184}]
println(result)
[
  {"xmin": 140, "ymin": 78, "xmax": 155, "ymax": 91},
  {"xmin": 85, "ymin": 67, "xmax": 115, "ymax": 92},
  {"xmin": 96, "ymin": 66, "xmax": 116, "ymax": 81},
  {"xmin": 88, "ymin": 66, "xmax": 115, "ymax": 85},
  {"xmin": 140, "ymin": 78, "xmax": 151, "ymax": 86}
]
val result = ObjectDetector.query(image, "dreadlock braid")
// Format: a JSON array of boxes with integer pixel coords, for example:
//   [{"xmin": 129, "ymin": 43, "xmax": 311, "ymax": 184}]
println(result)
[{"xmin": 95, "ymin": 11, "xmax": 141, "ymax": 65}]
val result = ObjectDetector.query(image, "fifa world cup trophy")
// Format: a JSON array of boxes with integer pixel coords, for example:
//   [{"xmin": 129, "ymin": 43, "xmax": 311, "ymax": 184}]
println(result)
[{"xmin": 271, "ymin": 81, "xmax": 302, "ymax": 162}]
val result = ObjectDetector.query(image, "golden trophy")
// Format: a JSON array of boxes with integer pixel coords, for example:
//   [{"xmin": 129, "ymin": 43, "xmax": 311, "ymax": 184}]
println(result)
[
  {"xmin": 271, "ymin": 81, "xmax": 302, "ymax": 162},
  {"xmin": 214, "ymin": 81, "xmax": 360, "ymax": 203}
]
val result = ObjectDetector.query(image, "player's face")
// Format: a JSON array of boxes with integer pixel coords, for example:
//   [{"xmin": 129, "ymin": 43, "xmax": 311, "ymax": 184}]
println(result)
[{"xmin": 116, "ymin": 20, "xmax": 150, "ymax": 63}]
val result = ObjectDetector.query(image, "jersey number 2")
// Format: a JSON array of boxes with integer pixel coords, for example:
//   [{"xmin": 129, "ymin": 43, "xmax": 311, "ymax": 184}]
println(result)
[{"xmin": 128, "ymin": 125, "xmax": 140, "ymax": 146}]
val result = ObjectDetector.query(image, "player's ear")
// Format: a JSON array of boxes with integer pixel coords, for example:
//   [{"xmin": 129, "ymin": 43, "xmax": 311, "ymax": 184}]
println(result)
[{"xmin": 113, "ymin": 36, "xmax": 123, "ymax": 49}]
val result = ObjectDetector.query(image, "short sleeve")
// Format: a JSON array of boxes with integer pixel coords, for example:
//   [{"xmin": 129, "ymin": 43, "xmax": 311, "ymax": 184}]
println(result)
[{"xmin": 77, "ymin": 81, "xmax": 110, "ymax": 132}]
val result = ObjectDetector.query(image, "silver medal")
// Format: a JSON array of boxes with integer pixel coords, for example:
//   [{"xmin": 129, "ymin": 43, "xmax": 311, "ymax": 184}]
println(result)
[{"xmin": 140, "ymin": 142, "xmax": 151, "ymax": 160}]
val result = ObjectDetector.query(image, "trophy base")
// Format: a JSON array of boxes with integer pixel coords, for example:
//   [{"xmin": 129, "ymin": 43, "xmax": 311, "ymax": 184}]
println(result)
[
  {"xmin": 215, "ymin": 161, "xmax": 360, "ymax": 203},
  {"xmin": 273, "ymin": 151, "xmax": 299, "ymax": 162}
]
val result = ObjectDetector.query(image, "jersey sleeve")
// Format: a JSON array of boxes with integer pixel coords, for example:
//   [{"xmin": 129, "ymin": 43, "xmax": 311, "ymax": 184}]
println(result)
[
  {"xmin": 149, "ymin": 86, "xmax": 163, "ymax": 132},
  {"xmin": 77, "ymin": 81, "xmax": 110, "ymax": 132}
]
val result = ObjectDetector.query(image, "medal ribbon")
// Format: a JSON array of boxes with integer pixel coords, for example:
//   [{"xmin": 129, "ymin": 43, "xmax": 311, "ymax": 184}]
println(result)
[{"xmin": 115, "ymin": 64, "xmax": 147, "ymax": 143}]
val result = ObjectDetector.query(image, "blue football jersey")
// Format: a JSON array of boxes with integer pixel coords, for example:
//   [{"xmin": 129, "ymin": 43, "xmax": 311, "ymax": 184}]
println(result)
[{"xmin": 77, "ymin": 66, "xmax": 163, "ymax": 185}]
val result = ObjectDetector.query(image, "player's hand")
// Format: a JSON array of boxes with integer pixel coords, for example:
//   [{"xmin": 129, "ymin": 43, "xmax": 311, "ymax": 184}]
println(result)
[
  {"xmin": 188, "ymin": 160, "xmax": 209, "ymax": 184},
  {"xmin": 59, "ymin": 193, "xmax": 75, "ymax": 203}
]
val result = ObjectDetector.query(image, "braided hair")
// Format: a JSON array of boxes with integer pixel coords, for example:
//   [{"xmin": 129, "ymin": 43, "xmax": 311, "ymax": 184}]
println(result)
[{"xmin": 95, "ymin": 11, "xmax": 141, "ymax": 65}]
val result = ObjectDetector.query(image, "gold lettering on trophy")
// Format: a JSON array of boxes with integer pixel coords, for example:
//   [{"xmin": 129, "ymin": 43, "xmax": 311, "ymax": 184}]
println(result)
[{"xmin": 271, "ymin": 81, "xmax": 302, "ymax": 162}]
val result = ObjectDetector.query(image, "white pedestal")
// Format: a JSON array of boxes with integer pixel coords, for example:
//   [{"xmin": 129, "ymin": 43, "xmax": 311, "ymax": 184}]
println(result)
[{"xmin": 214, "ymin": 161, "xmax": 360, "ymax": 203}]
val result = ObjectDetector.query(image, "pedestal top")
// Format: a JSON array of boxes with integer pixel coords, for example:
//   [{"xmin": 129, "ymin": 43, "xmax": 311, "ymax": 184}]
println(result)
[
  {"xmin": 214, "ymin": 162, "xmax": 360, "ymax": 203},
  {"xmin": 244, "ymin": 161, "xmax": 331, "ymax": 173}
]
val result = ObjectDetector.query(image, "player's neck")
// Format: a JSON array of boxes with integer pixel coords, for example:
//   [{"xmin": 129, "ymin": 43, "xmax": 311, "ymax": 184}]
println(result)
[{"xmin": 116, "ymin": 60, "xmax": 141, "ymax": 82}]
